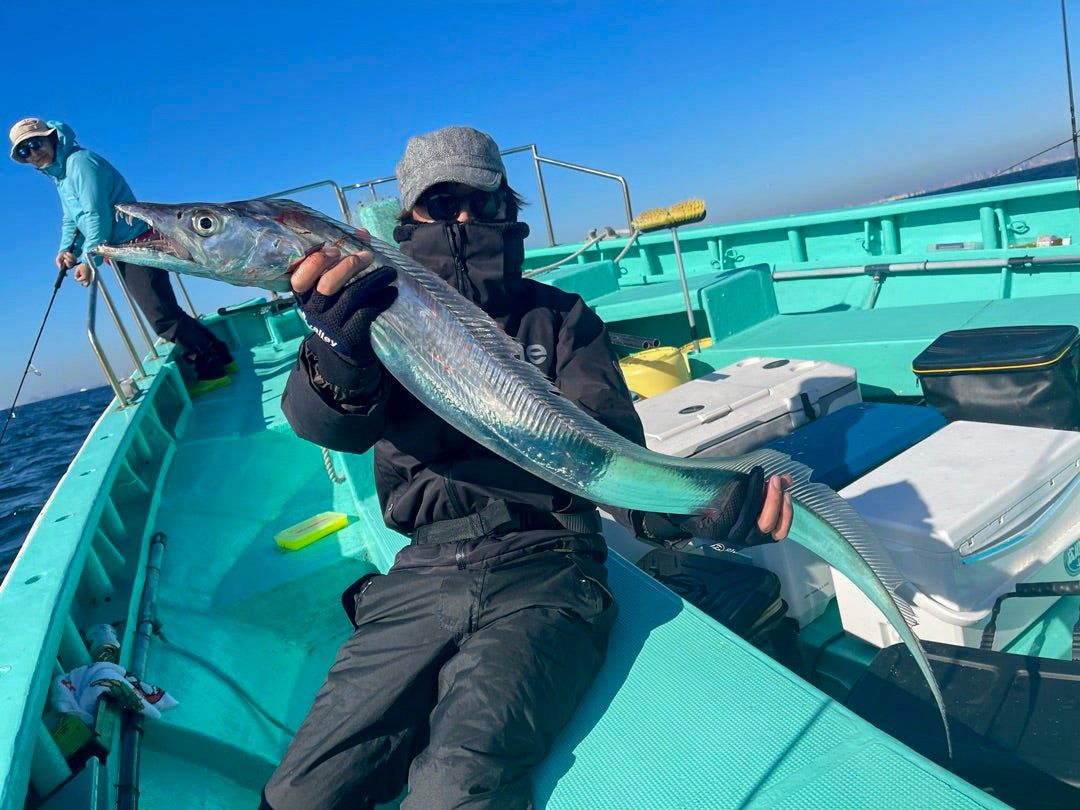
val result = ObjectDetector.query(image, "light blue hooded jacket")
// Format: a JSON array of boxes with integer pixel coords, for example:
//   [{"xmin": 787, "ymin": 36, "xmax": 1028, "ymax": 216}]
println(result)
[{"xmin": 40, "ymin": 121, "xmax": 148, "ymax": 266}]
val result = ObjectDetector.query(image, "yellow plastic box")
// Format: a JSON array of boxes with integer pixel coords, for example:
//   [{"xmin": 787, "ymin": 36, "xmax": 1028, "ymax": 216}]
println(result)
[{"xmin": 274, "ymin": 511, "xmax": 349, "ymax": 551}]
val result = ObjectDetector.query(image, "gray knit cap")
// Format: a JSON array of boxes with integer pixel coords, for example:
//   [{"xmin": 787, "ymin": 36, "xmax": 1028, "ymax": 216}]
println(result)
[{"xmin": 396, "ymin": 126, "xmax": 506, "ymax": 211}]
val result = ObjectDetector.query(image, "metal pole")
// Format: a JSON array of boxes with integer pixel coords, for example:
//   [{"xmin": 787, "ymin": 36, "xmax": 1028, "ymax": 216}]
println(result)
[
  {"xmin": 171, "ymin": 273, "xmax": 198, "ymax": 318},
  {"xmin": 117, "ymin": 530, "xmax": 167, "ymax": 810},
  {"xmin": 106, "ymin": 259, "xmax": 159, "ymax": 359},
  {"xmin": 1062, "ymin": 0, "xmax": 1080, "ymax": 211},
  {"xmin": 332, "ymin": 185, "xmax": 351, "ymax": 222},
  {"xmin": 95, "ymin": 271, "xmax": 147, "ymax": 379},
  {"xmin": 531, "ymin": 145, "xmax": 556, "ymax": 247},
  {"xmin": 534, "ymin": 154, "xmax": 634, "ymax": 234},
  {"xmin": 258, "ymin": 179, "xmax": 354, "ymax": 224},
  {"xmin": 770, "ymin": 253, "xmax": 1080, "ymax": 281},
  {"xmin": 87, "ymin": 268, "xmax": 130, "ymax": 407},
  {"xmin": 670, "ymin": 228, "xmax": 700, "ymax": 352}
]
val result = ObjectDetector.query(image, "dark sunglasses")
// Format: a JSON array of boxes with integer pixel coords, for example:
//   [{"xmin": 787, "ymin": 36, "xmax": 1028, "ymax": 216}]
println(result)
[
  {"xmin": 419, "ymin": 188, "xmax": 503, "ymax": 222},
  {"xmin": 15, "ymin": 137, "xmax": 47, "ymax": 159}
]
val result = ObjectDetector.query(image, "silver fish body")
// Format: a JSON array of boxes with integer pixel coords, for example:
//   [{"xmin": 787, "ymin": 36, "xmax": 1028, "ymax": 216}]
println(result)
[{"xmin": 96, "ymin": 199, "xmax": 952, "ymax": 755}]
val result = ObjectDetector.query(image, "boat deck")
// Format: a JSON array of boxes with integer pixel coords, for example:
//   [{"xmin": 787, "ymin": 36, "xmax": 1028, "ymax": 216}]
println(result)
[{"xmin": 124, "ymin": 318, "xmax": 1002, "ymax": 808}]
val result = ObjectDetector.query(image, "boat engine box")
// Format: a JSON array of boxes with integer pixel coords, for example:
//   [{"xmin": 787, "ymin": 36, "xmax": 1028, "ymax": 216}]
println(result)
[
  {"xmin": 834, "ymin": 420, "xmax": 1080, "ymax": 649},
  {"xmin": 634, "ymin": 356, "xmax": 861, "ymax": 459},
  {"xmin": 749, "ymin": 403, "xmax": 947, "ymax": 627},
  {"xmin": 913, "ymin": 325, "xmax": 1080, "ymax": 430}
]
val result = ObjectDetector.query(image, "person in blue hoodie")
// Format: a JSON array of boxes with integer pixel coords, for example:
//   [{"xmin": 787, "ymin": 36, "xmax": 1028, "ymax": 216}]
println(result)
[{"xmin": 9, "ymin": 117, "xmax": 233, "ymax": 394}]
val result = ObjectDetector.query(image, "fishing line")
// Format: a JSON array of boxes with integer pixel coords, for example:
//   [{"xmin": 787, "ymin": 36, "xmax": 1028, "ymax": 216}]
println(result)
[{"xmin": 0, "ymin": 266, "xmax": 68, "ymax": 447}]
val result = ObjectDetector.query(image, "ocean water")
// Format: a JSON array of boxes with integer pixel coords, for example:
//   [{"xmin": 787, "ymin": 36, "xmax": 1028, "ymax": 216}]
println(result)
[{"xmin": 0, "ymin": 386, "xmax": 113, "ymax": 582}]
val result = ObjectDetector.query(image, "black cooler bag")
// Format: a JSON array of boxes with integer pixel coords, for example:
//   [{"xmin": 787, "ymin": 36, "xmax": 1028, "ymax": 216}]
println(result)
[{"xmin": 913, "ymin": 325, "xmax": 1080, "ymax": 429}]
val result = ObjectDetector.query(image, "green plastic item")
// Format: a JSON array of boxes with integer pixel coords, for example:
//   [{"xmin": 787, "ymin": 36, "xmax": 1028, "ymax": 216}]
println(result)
[{"xmin": 354, "ymin": 197, "xmax": 403, "ymax": 246}]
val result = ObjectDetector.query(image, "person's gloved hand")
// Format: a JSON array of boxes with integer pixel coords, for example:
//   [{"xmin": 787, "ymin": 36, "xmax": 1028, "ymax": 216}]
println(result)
[
  {"xmin": 289, "ymin": 232, "xmax": 397, "ymax": 368},
  {"xmin": 635, "ymin": 467, "xmax": 794, "ymax": 549},
  {"xmin": 298, "ymin": 266, "xmax": 397, "ymax": 365}
]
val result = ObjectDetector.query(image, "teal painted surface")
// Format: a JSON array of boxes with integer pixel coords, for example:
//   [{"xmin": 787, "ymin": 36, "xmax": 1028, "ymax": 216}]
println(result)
[
  {"xmin": 531, "ymin": 260, "xmax": 620, "ymax": 302},
  {"xmin": 534, "ymin": 558, "xmax": 1003, "ymax": 809},
  {"xmin": 0, "ymin": 303, "xmax": 1012, "ymax": 808},
  {"xmin": 525, "ymin": 177, "xmax": 1080, "ymax": 290},
  {"xmin": 693, "ymin": 293, "xmax": 1080, "ymax": 396},
  {"xmin": 527, "ymin": 176, "xmax": 1080, "ymax": 395},
  {"xmin": 0, "ymin": 352, "xmax": 189, "ymax": 809},
  {"xmin": 1004, "ymin": 596, "xmax": 1080, "ymax": 659}
]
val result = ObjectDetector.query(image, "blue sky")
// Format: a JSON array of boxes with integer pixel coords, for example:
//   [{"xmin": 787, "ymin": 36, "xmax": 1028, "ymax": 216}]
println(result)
[{"xmin": 0, "ymin": 0, "xmax": 1073, "ymax": 403}]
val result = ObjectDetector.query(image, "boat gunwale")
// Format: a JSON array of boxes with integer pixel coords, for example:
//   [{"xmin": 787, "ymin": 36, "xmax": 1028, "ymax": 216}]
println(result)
[{"xmin": 0, "ymin": 357, "xmax": 186, "ymax": 809}]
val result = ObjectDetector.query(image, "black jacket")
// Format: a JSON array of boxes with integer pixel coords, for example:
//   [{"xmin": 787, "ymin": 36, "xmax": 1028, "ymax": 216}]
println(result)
[{"xmin": 281, "ymin": 220, "xmax": 645, "ymax": 557}]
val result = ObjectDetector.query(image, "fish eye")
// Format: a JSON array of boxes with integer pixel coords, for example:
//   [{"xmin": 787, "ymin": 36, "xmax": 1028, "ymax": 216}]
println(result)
[{"xmin": 191, "ymin": 210, "xmax": 220, "ymax": 237}]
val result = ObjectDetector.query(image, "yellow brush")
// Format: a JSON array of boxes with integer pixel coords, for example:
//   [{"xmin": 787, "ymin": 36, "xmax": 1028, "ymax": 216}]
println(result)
[
  {"xmin": 630, "ymin": 199, "xmax": 707, "ymax": 234},
  {"xmin": 631, "ymin": 199, "xmax": 707, "ymax": 352}
]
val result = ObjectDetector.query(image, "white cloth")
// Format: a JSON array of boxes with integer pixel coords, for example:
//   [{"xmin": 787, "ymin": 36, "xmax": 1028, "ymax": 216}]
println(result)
[{"xmin": 53, "ymin": 662, "xmax": 178, "ymax": 725}]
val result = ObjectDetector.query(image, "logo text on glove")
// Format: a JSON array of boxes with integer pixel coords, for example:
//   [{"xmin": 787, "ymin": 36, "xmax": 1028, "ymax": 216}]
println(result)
[{"xmin": 311, "ymin": 326, "xmax": 339, "ymax": 348}]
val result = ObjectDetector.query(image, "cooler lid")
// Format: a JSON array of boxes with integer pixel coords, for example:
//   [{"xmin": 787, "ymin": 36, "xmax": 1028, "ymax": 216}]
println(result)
[
  {"xmin": 912, "ymin": 325, "xmax": 1079, "ymax": 374},
  {"xmin": 635, "ymin": 357, "xmax": 857, "ymax": 456},
  {"xmin": 839, "ymin": 421, "xmax": 1080, "ymax": 558}
]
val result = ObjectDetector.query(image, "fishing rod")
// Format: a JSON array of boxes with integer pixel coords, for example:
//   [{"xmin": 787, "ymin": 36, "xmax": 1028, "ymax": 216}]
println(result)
[
  {"xmin": 0, "ymin": 242, "xmax": 77, "ymax": 446},
  {"xmin": 1062, "ymin": 0, "xmax": 1080, "ymax": 211}
]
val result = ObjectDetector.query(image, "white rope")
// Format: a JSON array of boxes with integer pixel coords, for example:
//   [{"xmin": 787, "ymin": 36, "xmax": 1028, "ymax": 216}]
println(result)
[
  {"xmin": 524, "ymin": 224, "xmax": 626, "ymax": 277},
  {"xmin": 322, "ymin": 447, "xmax": 346, "ymax": 484},
  {"xmin": 613, "ymin": 228, "xmax": 642, "ymax": 264}
]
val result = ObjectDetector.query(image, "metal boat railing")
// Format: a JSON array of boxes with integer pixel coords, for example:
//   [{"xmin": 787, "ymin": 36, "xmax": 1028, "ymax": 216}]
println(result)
[
  {"xmin": 771, "ymin": 253, "xmax": 1080, "ymax": 309},
  {"xmin": 333, "ymin": 144, "xmax": 634, "ymax": 248},
  {"xmin": 105, "ymin": 259, "xmax": 160, "ymax": 361},
  {"xmin": 81, "ymin": 143, "xmax": 632, "ymax": 400},
  {"xmin": 83, "ymin": 255, "xmax": 212, "ymax": 403},
  {"xmin": 86, "ymin": 263, "xmax": 148, "ymax": 408},
  {"xmin": 172, "ymin": 273, "xmax": 199, "ymax": 317},
  {"xmin": 504, "ymin": 144, "xmax": 634, "ymax": 247},
  {"xmin": 259, "ymin": 178, "xmax": 354, "ymax": 224}
]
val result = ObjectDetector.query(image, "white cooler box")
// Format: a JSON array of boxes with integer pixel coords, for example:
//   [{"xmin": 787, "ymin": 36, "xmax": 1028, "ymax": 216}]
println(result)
[
  {"xmin": 835, "ymin": 421, "xmax": 1080, "ymax": 650},
  {"xmin": 747, "ymin": 541, "xmax": 834, "ymax": 628},
  {"xmin": 634, "ymin": 357, "xmax": 861, "ymax": 458},
  {"xmin": 632, "ymin": 356, "xmax": 860, "ymax": 626}
]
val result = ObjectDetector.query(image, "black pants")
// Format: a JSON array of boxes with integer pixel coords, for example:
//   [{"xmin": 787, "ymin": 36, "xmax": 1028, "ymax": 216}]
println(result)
[
  {"xmin": 262, "ymin": 548, "xmax": 616, "ymax": 810},
  {"xmin": 118, "ymin": 262, "xmax": 229, "ymax": 378}
]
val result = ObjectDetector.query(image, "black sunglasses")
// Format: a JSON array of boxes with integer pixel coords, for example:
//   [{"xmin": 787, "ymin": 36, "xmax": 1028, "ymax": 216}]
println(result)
[
  {"xmin": 419, "ymin": 188, "xmax": 503, "ymax": 222},
  {"xmin": 16, "ymin": 137, "xmax": 46, "ymax": 159}
]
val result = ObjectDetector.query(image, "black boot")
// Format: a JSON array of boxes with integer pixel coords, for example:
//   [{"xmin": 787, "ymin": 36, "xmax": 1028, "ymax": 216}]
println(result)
[{"xmin": 186, "ymin": 350, "xmax": 230, "ymax": 397}]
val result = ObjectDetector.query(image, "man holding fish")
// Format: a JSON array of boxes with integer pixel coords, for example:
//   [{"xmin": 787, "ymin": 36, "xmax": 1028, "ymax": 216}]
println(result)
[{"xmin": 260, "ymin": 126, "xmax": 792, "ymax": 810}]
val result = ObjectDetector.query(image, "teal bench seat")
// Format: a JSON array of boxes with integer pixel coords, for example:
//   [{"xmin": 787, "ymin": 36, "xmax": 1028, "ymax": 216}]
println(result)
[
  {"xmin": 536, "ymin": 553, "xmax": 1003, "ymax": 808},
  {"xmin": 590, "ymin": 274, "xmax": 727, "ymax": 323},
  {"xmin": 535, "ymin": 259, "xmax": 733, "ymax": 325}
]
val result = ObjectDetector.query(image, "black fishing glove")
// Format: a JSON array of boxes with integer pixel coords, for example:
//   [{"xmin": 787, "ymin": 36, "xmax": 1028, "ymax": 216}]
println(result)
[
  {"xmin": 633, "ymin": 466, "xmax": 774, "ymax": 550},
  {"xmin": 299, "ymin": 266, "xmax": 396, "ymax": 359},
  {"xmin": 295, "ymin": 266, "xmax": 397, "ymax": 403}
]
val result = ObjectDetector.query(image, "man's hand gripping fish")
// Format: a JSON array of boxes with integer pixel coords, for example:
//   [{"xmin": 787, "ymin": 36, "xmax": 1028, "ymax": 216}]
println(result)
[{"xmin": 97, "ymin": 199, "xmax": 952, "ymax": 756}]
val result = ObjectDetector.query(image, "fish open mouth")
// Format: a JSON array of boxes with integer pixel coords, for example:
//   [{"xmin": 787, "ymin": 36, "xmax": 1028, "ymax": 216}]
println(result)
[
  {"xmin": 108, "ymin": 226, "xmax": 192, "ymax": 261},
  {"xmin": 95, "ymin": 209, "xmax": 192, "ymax": 263}
]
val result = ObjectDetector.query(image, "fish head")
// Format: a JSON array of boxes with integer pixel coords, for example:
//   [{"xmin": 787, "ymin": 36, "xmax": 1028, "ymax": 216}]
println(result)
[{"xmin": 95, "ymin": 201, "xmax": 318, "ymax": 291}]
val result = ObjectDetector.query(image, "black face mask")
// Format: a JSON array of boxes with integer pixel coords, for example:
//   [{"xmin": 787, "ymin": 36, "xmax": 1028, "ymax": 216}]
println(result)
[{"xmin": 393, "ymin": 220, "xmax": 530, "ymax": 318}]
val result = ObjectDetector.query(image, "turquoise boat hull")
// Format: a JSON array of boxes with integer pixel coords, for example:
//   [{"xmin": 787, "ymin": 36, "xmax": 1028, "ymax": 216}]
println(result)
[{"xmin": 8, "ymin": 174, "xmax": 1080, "ymax": 807}]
